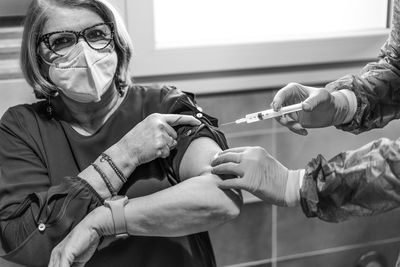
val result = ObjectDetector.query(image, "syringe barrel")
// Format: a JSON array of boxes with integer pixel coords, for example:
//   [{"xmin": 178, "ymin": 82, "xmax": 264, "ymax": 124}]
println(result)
[{"xmin": 245, "ymin": 103, "xmax": 303, "ymax": 123}]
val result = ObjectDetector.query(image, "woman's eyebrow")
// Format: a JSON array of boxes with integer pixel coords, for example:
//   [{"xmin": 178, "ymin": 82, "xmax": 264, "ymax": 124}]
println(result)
[{"xmin": 43, "ymin": 21, "xmax": 105, "ymax": 34}]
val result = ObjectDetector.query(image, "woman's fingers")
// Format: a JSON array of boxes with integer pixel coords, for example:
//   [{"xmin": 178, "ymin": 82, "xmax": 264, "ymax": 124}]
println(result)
[
  {"xmin": 48, "ymin": 252, "xmax": 58, "ymax": 267},
  {"xmin": 211, "ymin": 162, "xmax": 244, "ymax": 177},
  {"xmin": 162, "ymin": 122, "xmax": 178, "ymax": 140},
  {"xmin": 164, "ymin": 134, "xmax": 177, "ymax": 149},
  {"xmin": 164, "ymin": 114, "xmax": 201, "ymax": 127},
  {"xmin": 59, "ymin": 255, "xmax": 70, "ymax": 267},
  {"xmin": 211, "ymin": 152, "xmax": 242, "ymax": 167}
]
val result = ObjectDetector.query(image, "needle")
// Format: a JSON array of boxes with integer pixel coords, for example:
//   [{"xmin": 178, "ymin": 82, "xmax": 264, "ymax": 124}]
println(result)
[{"xmin": 219, "ymin": 121, "xmax": 237, "ymax": 126}]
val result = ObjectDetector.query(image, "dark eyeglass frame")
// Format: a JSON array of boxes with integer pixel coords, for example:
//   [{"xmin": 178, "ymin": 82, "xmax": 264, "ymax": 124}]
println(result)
[{"xmin": 38, "ymin": 22, "xmax": 114, "ymax": 56}]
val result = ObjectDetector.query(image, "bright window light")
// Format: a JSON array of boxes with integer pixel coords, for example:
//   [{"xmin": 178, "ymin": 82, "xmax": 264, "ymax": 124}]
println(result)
[{"xmin": 154, "ymin": 0, "xmax": 388, "ymax": 49}]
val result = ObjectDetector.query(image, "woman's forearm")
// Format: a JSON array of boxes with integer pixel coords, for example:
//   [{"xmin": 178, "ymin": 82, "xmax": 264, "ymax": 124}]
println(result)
[
  {"xmin": 90, "ymin": 174, "xmax": 242, "ymax": 237},
  {"xmin": 78, "ymin": 142, "xmax": 137, "ymax": 199}
]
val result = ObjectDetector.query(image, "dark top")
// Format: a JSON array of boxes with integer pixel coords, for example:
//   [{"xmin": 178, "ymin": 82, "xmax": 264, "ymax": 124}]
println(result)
[{"xmin": 0, "ymin": 84, "xmax": 228, "ymax": 267}]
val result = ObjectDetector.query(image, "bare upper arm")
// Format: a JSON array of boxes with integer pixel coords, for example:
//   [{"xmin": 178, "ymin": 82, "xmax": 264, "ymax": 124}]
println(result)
[{"xmin": 179, "ymin": 137, "xmax": 221, "ymax": 180}]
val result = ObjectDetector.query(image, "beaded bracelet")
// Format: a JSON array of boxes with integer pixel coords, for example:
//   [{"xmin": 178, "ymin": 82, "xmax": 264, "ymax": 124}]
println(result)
[
  {"xmin": 91, "ymin": 163, "xmax": 117, "ymax": 196},
  {"xmin": 100, "ymin": 153, "xmax": 127, "ymax": 183}
]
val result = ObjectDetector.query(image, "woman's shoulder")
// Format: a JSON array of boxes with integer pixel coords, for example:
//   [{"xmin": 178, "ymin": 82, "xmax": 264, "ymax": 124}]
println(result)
[
  {"xmin": 130, "ymin": 83, "xmax": 190, "ymax": 99},
  {"xmin": 0, "ymin": 101, "xmax": 47, "ymax": 131},
  {"xmin": 129, "ymin": 83, "xmax": 193, "ymax": 105},
  {"xmin": 127, "ymin": 83, "xmax": 199, "ymax": 117}
]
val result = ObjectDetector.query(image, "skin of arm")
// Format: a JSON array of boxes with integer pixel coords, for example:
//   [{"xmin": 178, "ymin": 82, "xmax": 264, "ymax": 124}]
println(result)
[
  {"xmin": 74, "ymin": 113, "xmax": 201, "ymax": 200},
  {"xmin": 48, "ymin": 137, "xmax": 243, "ymax": 266},
  {"xmin": 93, "ymin": 137, "xmax": 243, "ymax": 237}
]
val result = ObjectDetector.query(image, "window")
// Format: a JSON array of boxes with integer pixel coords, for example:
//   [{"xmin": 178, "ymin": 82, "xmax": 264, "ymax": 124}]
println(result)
[
  {"xmin": 154, "ymin": 0, "xmax": 388, "ymax": 49},
  {"xmin": 126, "ymin": 0, "xmax": 390, "ymax": 92}
]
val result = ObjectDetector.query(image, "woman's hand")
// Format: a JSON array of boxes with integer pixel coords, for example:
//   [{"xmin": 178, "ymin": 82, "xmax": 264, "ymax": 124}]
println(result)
[
  {"xmin": 271, "ymin": 83, "xmax": 348, "ymax": 135},
  {"xmin": 118, "ymin": 113, "xmax": 200, "ymax": 166},
  {"xmin": 48, "ymin": 220, "xmax": 101, "ymax": 267},
  {"xmin": 211, "ymin": 147, "xmax": 302, "ymax": 207},
  {"xmin": 48, "ymin": 206, "xmax": 113, "ymax": 267}
]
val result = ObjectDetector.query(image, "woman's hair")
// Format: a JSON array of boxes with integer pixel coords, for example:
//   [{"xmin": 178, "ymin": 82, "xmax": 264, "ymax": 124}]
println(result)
[{"xmin": 20, "ymin": 0, "xmax": 133, "ymax": 99}]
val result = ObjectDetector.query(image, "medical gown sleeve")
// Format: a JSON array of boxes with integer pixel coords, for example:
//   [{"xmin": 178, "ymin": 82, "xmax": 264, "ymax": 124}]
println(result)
[
  {"xmin": 324, "ymin": 0, "xmax": 400, "ymax": 134},
  {"xmin": 300, "ymin": 137, "xmax": 400, "ymax": 222}
]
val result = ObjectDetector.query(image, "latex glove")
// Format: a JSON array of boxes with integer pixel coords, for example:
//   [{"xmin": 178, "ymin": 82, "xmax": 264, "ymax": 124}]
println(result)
[
  {"xmin": 271, "ymin": 83, "xmax": 352, "ymax": 135},
  {"xmin": 211, "ymin": 146, "xmax": 303, "ymax": 207}
]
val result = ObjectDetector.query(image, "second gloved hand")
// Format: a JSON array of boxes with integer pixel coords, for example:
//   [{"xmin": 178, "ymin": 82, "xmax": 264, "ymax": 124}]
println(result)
[{"xmin": 211, "ymin": 146, "xmax": 303, "ymax": 207}]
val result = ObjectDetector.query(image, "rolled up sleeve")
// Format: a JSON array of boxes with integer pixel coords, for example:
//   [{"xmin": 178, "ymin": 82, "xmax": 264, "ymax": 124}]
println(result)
[{"xmin": 157, "ymin": 85, "xmax": 229, "ymax": 183}]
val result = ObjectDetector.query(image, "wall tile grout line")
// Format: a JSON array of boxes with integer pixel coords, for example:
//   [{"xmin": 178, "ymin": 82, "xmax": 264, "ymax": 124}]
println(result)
[{"xmin": 222, "ymin": 236, "xmax": 400, "ymax": 267}]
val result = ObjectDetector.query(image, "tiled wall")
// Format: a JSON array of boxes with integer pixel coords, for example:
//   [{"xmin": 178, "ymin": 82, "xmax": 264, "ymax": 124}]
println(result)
[{"xmin": 197, "ymin": 89, "xmax": 400, "ymax": 267}]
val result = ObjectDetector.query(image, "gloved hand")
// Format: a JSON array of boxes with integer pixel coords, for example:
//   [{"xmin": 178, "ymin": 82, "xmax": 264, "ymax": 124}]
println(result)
[
  {"xmin": 211, "ymin": 146, "xmax": 303, "ymax": 207},
  {"xmin": 271, "ymin": 83, "xmax": 353, "ymax": 135}
]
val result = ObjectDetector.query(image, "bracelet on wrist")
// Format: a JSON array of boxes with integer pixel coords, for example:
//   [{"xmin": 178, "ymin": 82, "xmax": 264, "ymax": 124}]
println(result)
[
  {"xmin": 100, "ymin": 152, "xmax": 127, "ymax": 183},
  {"xmin": 91, "ymin": 163, "xmax": 117, "ymax": 197}
]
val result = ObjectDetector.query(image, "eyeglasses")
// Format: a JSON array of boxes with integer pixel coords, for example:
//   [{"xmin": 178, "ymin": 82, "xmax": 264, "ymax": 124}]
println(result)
[{"xmin": 38, "ymin": 22, "xmax": 114, "ymax": 56}]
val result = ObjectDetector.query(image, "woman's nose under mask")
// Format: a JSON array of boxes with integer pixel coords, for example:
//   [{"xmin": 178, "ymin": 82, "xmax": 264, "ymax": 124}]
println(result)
[{"xmin": 46, "ymin": 41, "xmax": 118, "ymax": 103}]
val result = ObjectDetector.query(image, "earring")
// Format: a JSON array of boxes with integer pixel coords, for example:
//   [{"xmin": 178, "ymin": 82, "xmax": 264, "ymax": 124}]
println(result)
[
  {"xmin": 46, "ymin": 98, "xmax": 53, "ymax": 117},
  {"xmin": 118, "ymin": 86, "xmax": 125, "ymax": 97},
  {"xmin": 46, "ymin": 91, "xmax": 59, "ymax": 117}
]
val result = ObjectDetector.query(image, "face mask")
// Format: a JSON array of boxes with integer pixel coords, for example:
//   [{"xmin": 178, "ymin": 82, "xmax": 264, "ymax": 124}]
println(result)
[{"xmin": 46, "ymin": 42, "xmax": 118, "ymax": 103}]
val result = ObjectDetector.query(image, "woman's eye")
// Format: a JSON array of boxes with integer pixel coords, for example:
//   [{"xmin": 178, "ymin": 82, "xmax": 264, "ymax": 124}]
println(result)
[
  {"xmin": 54, "ymin": 37, "xmax": 70, "ymax": 45},
  {"xmin": 87, "ymin": 30, "xmax": 106, "ymax": 40},
  {"xmin": 51, "ymin": 36, "xmax": 75, "ymax": 50}
]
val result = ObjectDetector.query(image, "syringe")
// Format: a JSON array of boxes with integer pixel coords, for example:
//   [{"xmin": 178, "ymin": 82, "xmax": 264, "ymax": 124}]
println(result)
[{"xmin": 221, "ymin": 103, "xmax": 303, "ymax": 126}]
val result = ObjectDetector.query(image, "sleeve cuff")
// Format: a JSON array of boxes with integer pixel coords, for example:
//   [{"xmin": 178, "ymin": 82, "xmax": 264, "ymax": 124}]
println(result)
[
  {"xmin": 299, "ymin": 169, "xmax": 305, "ymax": 189},
  {"xmin": 338, "ymin": 89, "xmax": 357, "ymax": 124}
]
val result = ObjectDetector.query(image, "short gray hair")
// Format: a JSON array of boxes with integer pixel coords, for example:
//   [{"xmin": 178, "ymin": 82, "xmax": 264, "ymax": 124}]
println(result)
[{"xmin": 20, "ymin": 0, "xmax": 133, "ymax": 99}]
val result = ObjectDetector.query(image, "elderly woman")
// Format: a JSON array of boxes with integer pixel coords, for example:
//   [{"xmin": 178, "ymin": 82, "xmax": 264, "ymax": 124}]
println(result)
[{"xmin": 0, "ymin": 0, "xmax": 242, "ymax": 266}]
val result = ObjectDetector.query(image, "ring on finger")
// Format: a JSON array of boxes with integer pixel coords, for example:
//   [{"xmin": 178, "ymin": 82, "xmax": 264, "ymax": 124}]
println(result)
[{"xmin": 169, "ymin": 139, "xmax": 177, "ymax": 148}]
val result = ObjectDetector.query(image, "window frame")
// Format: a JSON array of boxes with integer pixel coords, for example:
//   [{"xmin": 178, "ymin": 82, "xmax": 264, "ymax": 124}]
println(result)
[{"xmin": 127, "ymin": 0, "xmax": 390, "ymax": 78}]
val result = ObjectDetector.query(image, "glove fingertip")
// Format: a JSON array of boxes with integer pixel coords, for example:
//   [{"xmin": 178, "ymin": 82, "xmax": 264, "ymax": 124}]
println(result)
[
  {"xmin": 218, "ymin": 180, "xmax": 239, "ymax": 190},
  {"xmin": 272, "ymin": 101, "xmax": 281, "ymax": 111}
]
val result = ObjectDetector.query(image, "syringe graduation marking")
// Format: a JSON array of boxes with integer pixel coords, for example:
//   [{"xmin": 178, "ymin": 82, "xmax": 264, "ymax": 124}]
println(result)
[{"xmin": 238, "ymin": 103, "xmax": 302, "ymax": 124}]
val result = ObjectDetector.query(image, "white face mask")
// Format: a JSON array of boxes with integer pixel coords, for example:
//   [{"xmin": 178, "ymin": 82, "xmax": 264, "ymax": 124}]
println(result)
[{"xmin": 46, "ymin": 42, "xmax": 118, "ymax": 103}]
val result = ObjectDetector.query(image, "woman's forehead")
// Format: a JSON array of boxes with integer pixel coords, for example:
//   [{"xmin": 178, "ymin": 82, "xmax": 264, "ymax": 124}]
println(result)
[{"xmin": 42, "ymin": 6, "xmax": 105, "ymax": 34}]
